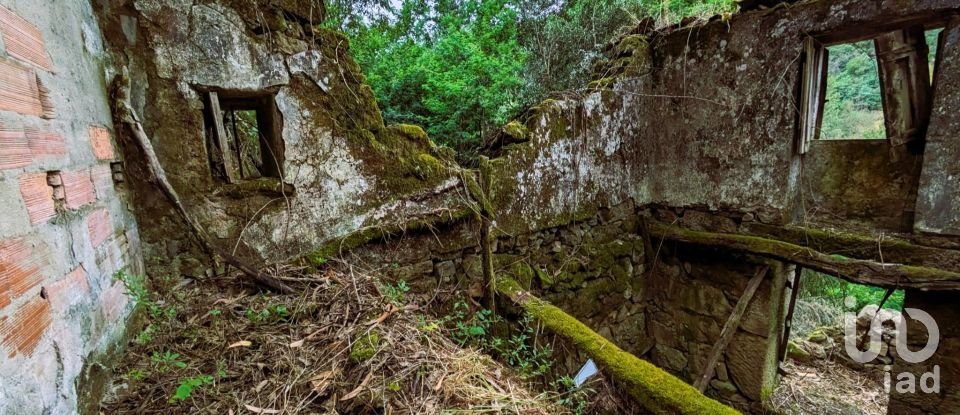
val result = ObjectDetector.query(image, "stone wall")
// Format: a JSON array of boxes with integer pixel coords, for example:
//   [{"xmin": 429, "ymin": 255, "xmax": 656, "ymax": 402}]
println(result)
[
  {"xmin": 0, "ymin": 1, "xmax": 141, "ymax": 413},
  {"xmin": 93, "ymin": 0, "xmax": 465, "ymax": 278},
  {"xmin": 889, "ymin": 290, "xmax": 960, "ymax": 413}
]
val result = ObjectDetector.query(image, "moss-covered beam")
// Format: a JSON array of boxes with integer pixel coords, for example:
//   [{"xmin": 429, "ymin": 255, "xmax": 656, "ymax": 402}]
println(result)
[
  {"xmin": 740, "ymin": 222, "xmax": 960, "ymax": 273},
  {"xmin": 649, "ymin": 220, "xmax": 960, "ymax": 290},
  {"xmin": 496, "ymin": 277, "xmax": 741, "ymax": 415}
]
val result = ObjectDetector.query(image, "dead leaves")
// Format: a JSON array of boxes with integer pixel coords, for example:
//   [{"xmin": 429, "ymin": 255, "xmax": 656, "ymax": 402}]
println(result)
[
  {"xmin": 243, "ymin": 404, "xmax": 281, "ymax": 414},
  {"xmin": 228, "ymin": 340, "xmax": 253, "ymax": 349}
]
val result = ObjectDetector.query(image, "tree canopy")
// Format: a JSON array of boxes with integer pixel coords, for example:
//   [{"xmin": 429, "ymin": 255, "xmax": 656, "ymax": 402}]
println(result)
[{"xmin": 326, "ymin": 0, "xmax": 736, "ymax": 157}]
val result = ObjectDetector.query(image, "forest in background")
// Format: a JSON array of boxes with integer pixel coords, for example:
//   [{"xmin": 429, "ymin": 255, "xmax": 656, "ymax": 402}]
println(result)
[{"xmin": 324, "ymin": 0, "xmax": 735, "ymax": 157}]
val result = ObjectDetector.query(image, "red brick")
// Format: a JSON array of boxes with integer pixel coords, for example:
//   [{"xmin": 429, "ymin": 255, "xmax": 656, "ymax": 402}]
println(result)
[
  {"xmin": 44, "ymin": 266, "xmax": 90, "ymax": 313},
  {"xmin": 0, "ymin": 6, "xmax": 52, "ymax": 71},
  {"xmin": 24, "ymin": 127, "xmax": 64, "ymax": 156},
  {"xmin": 0, "ymin": 296, "xmax": 51, "ymax": 358},
  {"xmin": 0, "ymin": 122, "xmax": 30, "ymax": 169},
  {"xmin": 17, "ymin": 172, "xmax": 55, "ymax": 224},
  {"xmin": 0, "ymin": 58, "xmax": 43, "ymax": 116},
  {"xmin": 99, "ymin": 281, "xmax": 128, "ymax": 324},
  {"xmin": 0, "ymin": 238, "xmax": 47, "ymax": 310},
  {"xmin": 89, "ymin": 126, "xmax": 115, "ymax": 160},
  {"xmin": 86, "ymin": 208, "xmax": 112, "ymax": 248},
  {"xmin": 91, "ymin": 164, "xmax": 113, "ymax": 198},
  {"xmin": 61, "ymin": 170, "xmax": 95, "ymax": 209}
]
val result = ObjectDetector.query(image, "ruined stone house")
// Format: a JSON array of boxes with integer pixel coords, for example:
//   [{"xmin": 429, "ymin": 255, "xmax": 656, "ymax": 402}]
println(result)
[{"xmin": 0, "ymin": 0, "xmax": 959, "ymax": 413}]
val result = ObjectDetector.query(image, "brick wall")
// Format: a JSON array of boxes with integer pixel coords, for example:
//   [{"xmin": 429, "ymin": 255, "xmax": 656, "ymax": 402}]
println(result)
[{"xmin": 0, "ymin": 1, "xmax": 142, "ymax": 413}]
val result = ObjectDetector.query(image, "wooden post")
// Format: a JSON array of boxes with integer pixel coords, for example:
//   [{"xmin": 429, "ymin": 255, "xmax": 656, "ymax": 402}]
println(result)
[
  {"xmin": 208, "ymin": 91, "xmax": 236, "ymax": 183},
  {"xmin": 694, "ymin": 265, "xmax": 769, "ymax": 392},
  {"xmin": 778, "ymin": 266, "xmax": 803, "ymax": 363}
]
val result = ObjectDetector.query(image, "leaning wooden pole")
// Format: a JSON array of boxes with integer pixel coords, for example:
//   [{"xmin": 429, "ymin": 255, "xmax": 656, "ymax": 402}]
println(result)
[
  {"xmin": 694, "ymin": 265, "xmax": 769, "ymax": 392},
  {"xmin": 112, "ymin": 68, "xmax": 293, "ymax": 294},
  {"xmin": 497, "ymin": 277, "xmax": 741, "ymax": 415}
]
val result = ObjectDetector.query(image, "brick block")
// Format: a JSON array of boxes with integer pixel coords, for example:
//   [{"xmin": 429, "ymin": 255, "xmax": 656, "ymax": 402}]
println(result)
[
  {"xmin": 99, "ymin": 281, "xmax": 128, "ymax": 325},
  {"xmin": 0, "ymin": 58, "xmax": 43, "ymax": 116},
  {"xmin": 44, "ymin": 266, "xmax": 90, "ymax": 313},
  {"xmin": 86, "ymin": 208, "xmax": 112, "ymax": 248},
  {"xmin": 89, "ymin": 126, "xmax": 115, "ymax": 160},
  {"xmin": 91, "ymin": 164, "xmax": 113, "ymax": 199},
  {"xmin": 18, "ymin": 172, "xmax": 55, "ymax": 224},
  {"xmin": 24, "ymin": 127, "xmax": 64, "ymax": 156},
  {"xmin": 0, "ymin": 123, "xmax": 30, "ymax": 169},
  {"xmin": 0, "ymin": 238, "xmax": 47, "ymax": 310},
  {"xmin": 0, "ymin": 297, "xmax": 51, "ymax": 358},
  {"xmin": 61, "ymin": 170, "xmax": 95, "ymax": 209},
  {"xmin": 0, "ymin": 6, "xmax": 52, "ymax": 71}
]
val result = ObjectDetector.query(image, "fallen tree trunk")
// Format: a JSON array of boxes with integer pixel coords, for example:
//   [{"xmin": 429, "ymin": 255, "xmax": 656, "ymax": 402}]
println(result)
[
  {"xmin": 496, "ymin": 277, "xmax": 741, "ymax": 415},
  {"xmin": 112, "ymin": 68, "xmax": 293, "ymax": 294},
  {"xmin": 647, "ymin": 220, "xmax": 960, "ymax": 290}
]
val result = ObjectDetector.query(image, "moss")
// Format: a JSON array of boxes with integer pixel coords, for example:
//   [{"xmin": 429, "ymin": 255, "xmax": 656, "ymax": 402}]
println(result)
[
  {"xmin": 350, "ymin": 331, "xmax": 381, "ymax": 362},
  {"xmin": 502, "ymin": 121, "xmax": 528, "ymax": 141},
  {"xmin": 507, "ymin": 261, "xmax": 536, "ymax": 287},
  {"xmin": 463, "ymin": 171, "xmax": 494, "ymax": 215},
  {"xmin": 534, "ymin": 267, "xmax": 554, "ymax": 287},
  {"xmin": 390, "ymin": 124, "xmax": 433, "ymax": 148},
  {"xmin": 786, "ymin": 341, "xmax": 810, "ymax": 362},
  {"xmin": 412, "ymin": 153, "xmax": 444, "ymax": 180},
  {"xmin": 648, "ymin": 220, "xmax": 960, "ymax": 289},
  {"xmin": 587, "ymin": 77, "xmax": 616, "ymax": 90},
  {"xmin": 497, "ymin": 277, "xmax": 740, "ymax": 415}
]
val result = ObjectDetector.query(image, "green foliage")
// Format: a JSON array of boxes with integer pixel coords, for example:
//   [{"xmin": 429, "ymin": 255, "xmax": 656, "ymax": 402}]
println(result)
[
  {"xmin": 443, "ymin": 299, "xmax": 552, "ymax": 380},
  {"xmin": 244, "ymin": 304, "xmax": 290, "ymax": 324},
  {"xmin": 350, "ymin": 331, "xmax": 381, "ymax": 362},
  {"xmin": 169, "ymin": 375, "xmax": 214, "ymax": 403},
  {"xmin": 821, "ymin": 41, "xmax": 884, "ymax": 140},
  {"xmin": 554, "ymin": 375, "xmax": 591, "ymax": 415},
  {"xmin": 125, "ymin": 368, "xmax": 148, "ymax": 382},
  {"xmin": 501, "ymin": 313, "xmax": 553, "ymax": 379},
  {"xmin": 114, "ymin": 269, "xmax": 176, "ymax": 320},
  {"xmin": 380, "ymin": 280, "xmax": 410, "ymax": 305},
  {"xmin": 151, "ymin": 351, "xmax": 187, "ymax": 373},
  {"xmin": 135, "ymin": 324, "xmax": 157, "ymax": 345},
  {"xmin": 800, "ymin": 269, "xmax": 904, "ymax": 311},
  {"xmin": 332, "ymin": 0, "xmax": 736, "ymax": 155}
]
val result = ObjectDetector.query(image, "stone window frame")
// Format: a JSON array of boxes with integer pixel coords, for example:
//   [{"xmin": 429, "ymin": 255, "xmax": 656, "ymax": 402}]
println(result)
[
  {"xmin": 202, "ymin": 90, "xmax": 285, "ymax": 184},
  {"xmin": 798, "ymin": 23, "xmax": 946, "ymax": 154}
]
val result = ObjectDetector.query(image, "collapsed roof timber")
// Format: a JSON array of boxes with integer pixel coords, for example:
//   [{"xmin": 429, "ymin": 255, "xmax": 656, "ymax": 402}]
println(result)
[{"xmin": 0, "ymin": 0, "xmax": 958, "ymax": 413}]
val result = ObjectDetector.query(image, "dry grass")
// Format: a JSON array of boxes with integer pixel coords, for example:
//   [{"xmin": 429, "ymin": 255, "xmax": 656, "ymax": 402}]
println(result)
[
  {"xmin": 770, "ymin": 360, "xmax": 888, "ymax": 415},
  {"xmin": 100, "ymin": 266, "xmax": 584, "ymax": 414}
]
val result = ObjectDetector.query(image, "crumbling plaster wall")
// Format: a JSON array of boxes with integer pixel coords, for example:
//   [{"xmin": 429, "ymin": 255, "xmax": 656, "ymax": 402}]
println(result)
[
  {"xmin": 916, "ymin": 18, "xmax": 960, "ymax": 236},
  {"xmin": 0, "ymin": 0, "xmax": 142, "ymax": 413},
  {"xmin": 94, "ymin": 0, "xmax": 465, "ymax": 275}
]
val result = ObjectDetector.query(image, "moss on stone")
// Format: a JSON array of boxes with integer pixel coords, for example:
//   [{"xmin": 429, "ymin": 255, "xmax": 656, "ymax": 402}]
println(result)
[
  {"xmin": 497, "ymin": 277, "xmax": 740, "ymax": 415},
  {"xmin": 502, "ymin": 121, "xmax": 528, "ymax": 141},
  {"xmin": 390, "ymin": 124, "xmax": 433, "ymax": 148},
  {"xmin": 350, "ymin": 331, "xmax": 381, "ymax": 362}
]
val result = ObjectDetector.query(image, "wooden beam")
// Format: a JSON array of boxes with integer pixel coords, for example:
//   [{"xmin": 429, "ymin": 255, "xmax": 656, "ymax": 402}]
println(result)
[
  {"xmin": 208, "ymin": 91, "xmax": 236, "ymax": 183},
  {"xmin": 694, "ymin": 265, "xmax": 769, "ymax": 392},
  {"xmin": 647, "ymin": 220, "xmax": 960, "ymax": 290},
  {"xmin": 740, "ymin": 222, "xmax": 960, "ymax": 273},
  {"xmin": 496, "ymin": 277, "xmax": 741, "ymax": 415}
]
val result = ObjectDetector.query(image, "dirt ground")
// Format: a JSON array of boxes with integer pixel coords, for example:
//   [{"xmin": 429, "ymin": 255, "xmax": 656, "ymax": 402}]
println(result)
[{"xmin": 99, "ymin": 264, "xmax": 635, "ymax": 414}]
